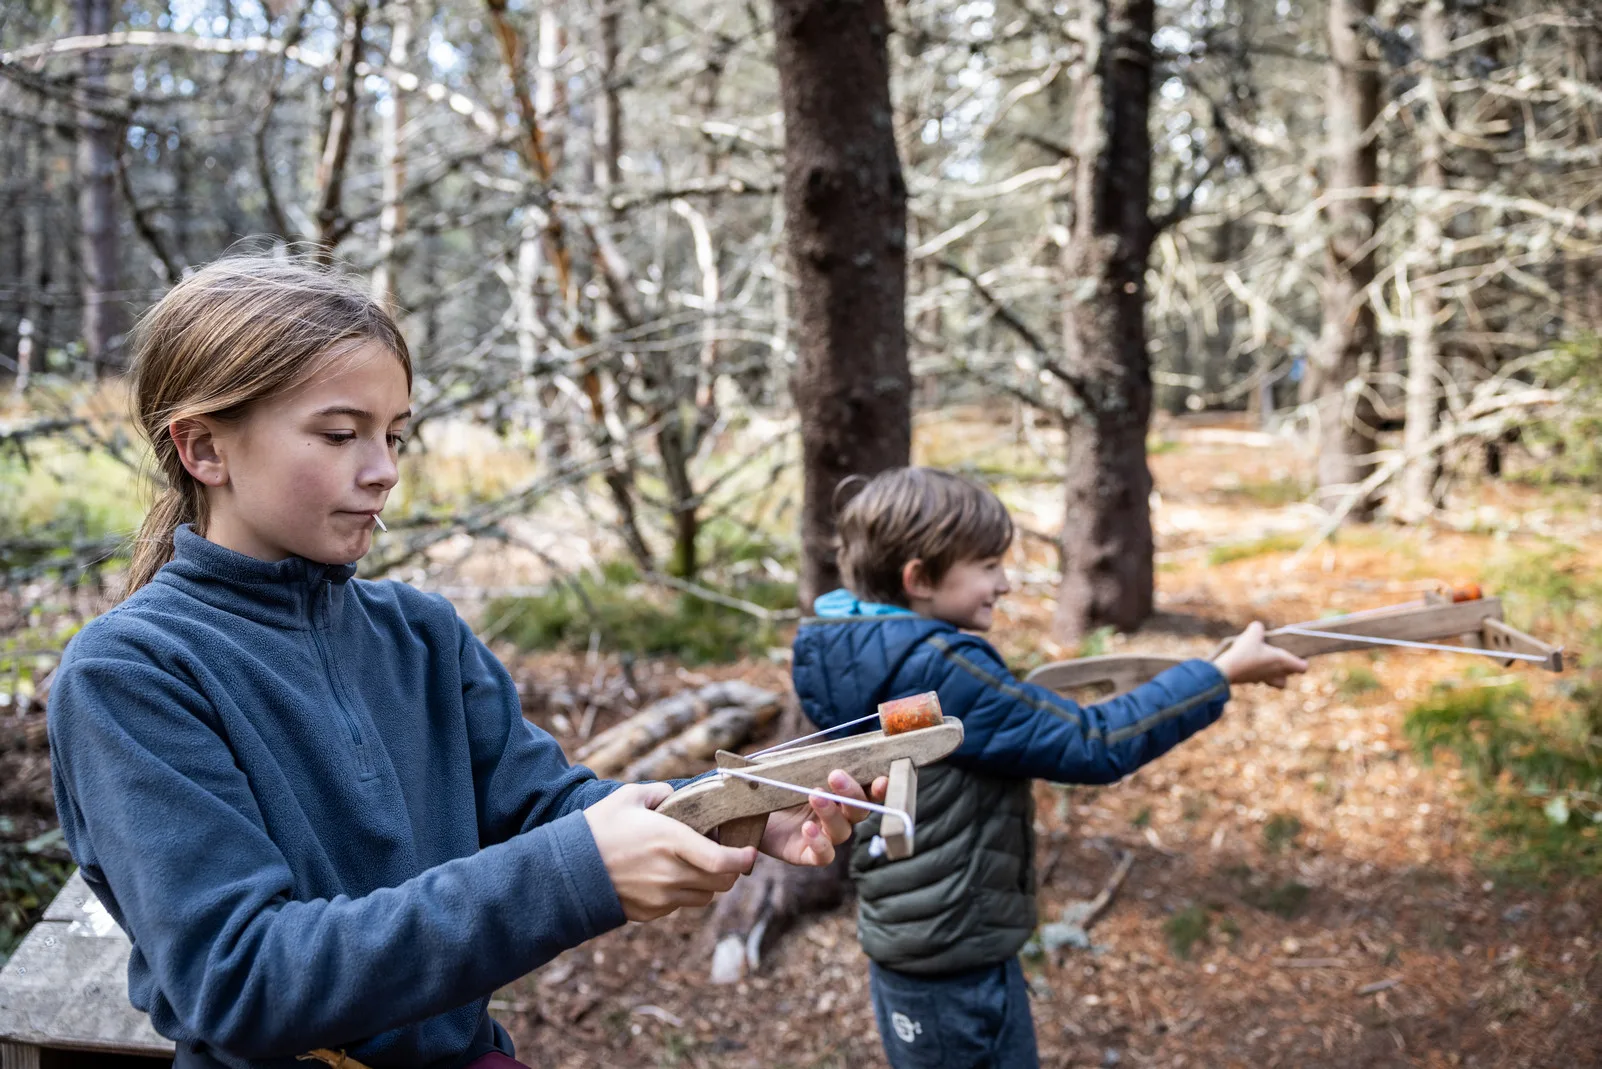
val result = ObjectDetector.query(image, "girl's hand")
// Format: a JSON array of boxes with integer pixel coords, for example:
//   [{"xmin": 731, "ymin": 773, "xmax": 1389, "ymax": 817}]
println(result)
[
  {"xmin": 759, "ymin": 770, "xmax": 889, "ymax": 866},
  {"xmin": 1213, "ymin": 621, "xmax": 1310, "ymax": 688},
  {"xmin": 583, "ymin": 783, "xmax": 757, "ymax": 921}
]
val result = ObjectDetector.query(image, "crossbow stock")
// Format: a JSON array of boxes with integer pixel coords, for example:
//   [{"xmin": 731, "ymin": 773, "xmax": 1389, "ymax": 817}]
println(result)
[
  {"xmin": 1025, "ymin": 591, "xmax": 1564, "ymax": 697},
  {"xmin": 656, "ymin": 693, "xmax": 963, "ymax": 860}
]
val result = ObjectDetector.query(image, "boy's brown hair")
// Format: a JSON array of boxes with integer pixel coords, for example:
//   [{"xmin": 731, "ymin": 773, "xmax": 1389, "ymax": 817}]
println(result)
[{"xmin": 836, "ymin": 467, "xmax": 1013, "ymax": 606}]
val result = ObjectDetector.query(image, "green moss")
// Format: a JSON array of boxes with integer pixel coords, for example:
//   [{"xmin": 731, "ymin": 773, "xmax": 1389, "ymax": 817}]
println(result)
[
  {"xmin": 0, "ymin": 823, "xmax": 73, "ymax": 966},
  {"xmin": 1242, "ymin": 880, "xmax": 1311, "ymax": 918},
  {"xmin": 1337, "ymin": 666, "xmax": 1383, "ymax": 699},
  {"xmin": 0, "ymin": 444, "xmax": 141, "ymax": 578},
  {"xmin": 1405, "ymin": 682, "xmax": 1602, "ymax": 879},
  {"xmin": 484, "ymin": 563, "xmax": 796, "ymax": 664},
  {"xmin": 1208, "ymin": 532, "xmax": 1304, "ymax": 566},
  {"xmin": 1263, "ymin": 812, "xmax": 1303, "ymax": 853},
  {"xmin": 1164, "ymin": 904, "xmax": 1211, "ymax": 960},
  {"xmin": 1078, "ymin": 625, "xmax": 1116, "ymax": 657},
  {"xmin": 1218, "ymin": 477, "xmax": 1309, "ymax": 507}
]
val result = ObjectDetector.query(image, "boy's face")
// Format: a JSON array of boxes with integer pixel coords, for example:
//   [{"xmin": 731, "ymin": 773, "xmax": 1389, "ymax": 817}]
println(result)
[
  {"xmin": 910, "ymin": 555, "xmax": 1011, "ymax": 631},
  {"xmin": 175, "ymin": 340, "xmax": 411, "ymax": 565}
]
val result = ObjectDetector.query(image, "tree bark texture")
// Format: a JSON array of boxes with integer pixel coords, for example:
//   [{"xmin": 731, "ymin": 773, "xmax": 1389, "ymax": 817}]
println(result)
[
  {"xmin": 313, "ymin": 0, "xmax": 369, "ymax": 262},
  {"xmin": 1400, "ymin": 0, "xmax": 1447, "ymax": 520},
  {"xmin": 372, "ymin": 0, "xmax": 414, "ymax": 311},
  {"xmin": 774, "ymin": 0, "xmax": 912, "ymax": 610},
  {"xmin": 1309, "ymin": 0, "xmax": 1381, "ymax": 517},
  {"xmin": 74, "ymin": 0, "xmax": 125, "ymax": 374},
  {"xmin": 1053, "ymin": 0, "xmax": 1157, "ymax": 641}
]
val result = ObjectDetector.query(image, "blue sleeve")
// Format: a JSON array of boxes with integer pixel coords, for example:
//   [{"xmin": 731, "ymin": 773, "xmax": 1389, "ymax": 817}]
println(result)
[
  {"xmin": 919, "ymin": 636, "xmax": 1230, "ymax": 784},
  {"xmin": 48, "ymin": 650, "xmax": 626, "ymax": 1060},
  {"xmin": 457, "ymin": 619, "xmax": 623, "ymax": 845}
]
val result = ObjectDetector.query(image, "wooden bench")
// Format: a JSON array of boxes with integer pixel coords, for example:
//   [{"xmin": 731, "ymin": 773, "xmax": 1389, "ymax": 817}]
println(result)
[{"xmin": 0, "ymin": 869, "xmax": 173, "ymax": 1067}]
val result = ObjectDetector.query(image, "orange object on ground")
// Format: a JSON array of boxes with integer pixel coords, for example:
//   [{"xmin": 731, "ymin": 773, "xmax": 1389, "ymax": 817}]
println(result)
[
  {"xmin": 1450, "ymin": 581, "xmax": 1484, "ymax": 603},
  {"xmin": 878, "ymin": 692, "xmax": 943, "ymax": 735}
]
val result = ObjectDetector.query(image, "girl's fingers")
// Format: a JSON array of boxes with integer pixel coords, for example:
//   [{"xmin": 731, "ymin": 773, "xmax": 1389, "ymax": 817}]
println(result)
[{"xmin": 617, "ymin": 781, "xmax": 675, "ymax": 809}]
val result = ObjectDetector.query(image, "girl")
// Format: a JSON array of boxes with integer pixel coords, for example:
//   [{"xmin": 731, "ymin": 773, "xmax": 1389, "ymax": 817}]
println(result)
[{"xmin": 47, "ymin": 256, "xmax": 882, "ymax": 1069}]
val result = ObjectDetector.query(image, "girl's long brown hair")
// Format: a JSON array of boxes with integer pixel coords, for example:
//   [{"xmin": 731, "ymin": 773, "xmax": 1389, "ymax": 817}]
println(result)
[{"xmin": 124, "ymin": 255, "xmax": 412, "ymax": 596}]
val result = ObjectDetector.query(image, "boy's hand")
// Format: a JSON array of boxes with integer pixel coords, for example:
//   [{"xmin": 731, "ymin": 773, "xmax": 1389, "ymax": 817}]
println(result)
[
  {"xmin": 759, "ymin": 770, "xmax": 889, "ymax": 867},
  {"xmin": 1213, "ymin": 621, "xmax": 1309, "ymax": 688},
  {"xmin": 584, "ymin": 783, "xmax": 756, "ymax": 921}
]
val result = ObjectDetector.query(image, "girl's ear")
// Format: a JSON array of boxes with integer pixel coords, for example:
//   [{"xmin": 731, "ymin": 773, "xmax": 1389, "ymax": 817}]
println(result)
[
  {"xmin": 901, "ymin": 558, "xmax": 936, "ymax": 601},
  {"xmin": 170, "ymin": 417, "xmax": 228, "ymax": 487}
]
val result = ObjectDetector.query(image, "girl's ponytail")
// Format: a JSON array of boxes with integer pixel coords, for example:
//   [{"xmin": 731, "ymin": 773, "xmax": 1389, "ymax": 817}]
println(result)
[
  {"xmin": 125, "ymin": 484, "xmax": 203, "ymax": 596},
  {"xmin": 119, "ymin": 252, "xmax": 411, "ymax": 599}
]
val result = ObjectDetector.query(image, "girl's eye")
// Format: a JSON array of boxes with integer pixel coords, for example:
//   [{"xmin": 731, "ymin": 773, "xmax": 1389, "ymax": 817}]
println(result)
[
  {"xmin": 322, "ymin": 432, "xmax": 356, "ymax": 445},
  {"xmin": 387, "ymin": 434, "xmax": 408, "ymax": 451}
]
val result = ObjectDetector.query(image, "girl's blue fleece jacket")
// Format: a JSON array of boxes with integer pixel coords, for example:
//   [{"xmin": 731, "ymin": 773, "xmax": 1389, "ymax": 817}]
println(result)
[{"xmin": 47, "ymin": 526, "xmax": 626, "ymax": 1068}]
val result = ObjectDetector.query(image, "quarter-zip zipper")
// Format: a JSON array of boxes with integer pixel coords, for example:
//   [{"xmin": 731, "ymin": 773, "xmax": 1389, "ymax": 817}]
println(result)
[{"xmin": 307, "ymin": 577, "xmax": 376, "ymax": 779}]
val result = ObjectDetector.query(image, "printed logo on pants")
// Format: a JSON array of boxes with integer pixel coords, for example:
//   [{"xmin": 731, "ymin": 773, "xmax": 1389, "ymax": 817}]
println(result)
[{"xmin": 891, "ymin": 1012, "xmax": 923, "ymax": 1044}]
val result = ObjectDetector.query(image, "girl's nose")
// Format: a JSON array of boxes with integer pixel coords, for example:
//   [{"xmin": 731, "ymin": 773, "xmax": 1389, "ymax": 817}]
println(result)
[{"xmin": 360, "ymin": 440, "xmax": 399, "ymax": 491}]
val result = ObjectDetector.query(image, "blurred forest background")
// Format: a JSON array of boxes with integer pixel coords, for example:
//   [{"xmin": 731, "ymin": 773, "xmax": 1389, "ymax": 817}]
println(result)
[{"xmin": 1, "ymin": 0, "xmax": 1600, "ymax": 1063}]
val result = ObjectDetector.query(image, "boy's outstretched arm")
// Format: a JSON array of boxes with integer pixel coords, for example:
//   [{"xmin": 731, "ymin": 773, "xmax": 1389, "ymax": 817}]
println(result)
[{"xmin": 922, "ymin": 633, "xmax": 1232, "ymax": 785}]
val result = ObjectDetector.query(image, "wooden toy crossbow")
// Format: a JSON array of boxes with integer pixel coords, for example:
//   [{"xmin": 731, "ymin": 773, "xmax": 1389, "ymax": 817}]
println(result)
[
  {"xmin": 656, "ymin": 693, "xmax": 962, "ymax": 860},
  {"xmin": 1024, "ymin": 586, "xmax": 1565, "ymax": 696}
]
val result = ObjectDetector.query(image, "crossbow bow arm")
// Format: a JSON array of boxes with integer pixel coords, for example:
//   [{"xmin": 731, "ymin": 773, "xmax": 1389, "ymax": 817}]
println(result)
[
  {"xmin": 1024, "ymin": 654, "xmax": 1188, "ymax": 695},
  {"xmin": 1024, "ymin": 594, "xmax": 1564, "ymax": 698}
]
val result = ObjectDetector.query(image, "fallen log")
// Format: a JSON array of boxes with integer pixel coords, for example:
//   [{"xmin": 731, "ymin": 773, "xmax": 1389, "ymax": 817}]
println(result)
[
  {"xmin": 576, "ymin": 680, "xmax": 779, "ymax": 778},
  {"xmin": 621, "ymin": 700, "xmax": 783, "ymax": 781}
]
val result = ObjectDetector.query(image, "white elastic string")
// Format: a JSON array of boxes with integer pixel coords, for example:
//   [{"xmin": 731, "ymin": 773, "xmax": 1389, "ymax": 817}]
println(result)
[
  {"xmin": 744, "ymin": 711, "xmax": 882, "ymax": 759},
  {"xmin": 714, "ymin": 765, "xmax": 914, "ymax": 844},
  {"xmin": 1275, "ymin": 626, "xmax": 1551, "ymax": 663}
]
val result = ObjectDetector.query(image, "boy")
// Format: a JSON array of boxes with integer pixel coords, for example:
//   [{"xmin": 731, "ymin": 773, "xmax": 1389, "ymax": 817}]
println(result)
[{"xmin": 792, "ymin": 467, "xmax": 1306, "ymax": 1068}]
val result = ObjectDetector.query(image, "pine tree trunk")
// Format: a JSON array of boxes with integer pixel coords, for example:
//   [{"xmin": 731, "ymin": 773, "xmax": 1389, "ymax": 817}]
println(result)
[
  {"xmin": 1053, "ymin": 0, "xmax": 1157, "ymax": 641},
  {"xmin": 775, "ymin": 0, "xmax": 912, "ymax": 609},
  {"xmin": 700, "ymin": 0, "xmax": 913, "ymax": 982},
  {"xmin": 1309, "ymin": 0, "xmax": 1381, "ymax": 517}
]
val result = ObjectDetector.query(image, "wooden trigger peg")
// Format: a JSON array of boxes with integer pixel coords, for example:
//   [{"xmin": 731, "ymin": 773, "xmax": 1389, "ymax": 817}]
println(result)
[
  {"xmin": 713, "ymin": 749, "xmax": 769, "ymax": 850},
  {"xmin": 880, "ymin": 757, "xmax": 917, "ymax": 860}
]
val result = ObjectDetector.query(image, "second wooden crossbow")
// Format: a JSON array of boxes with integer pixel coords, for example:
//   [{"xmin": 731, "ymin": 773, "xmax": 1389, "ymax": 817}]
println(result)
[{"xmin": 1024, "ymin": 588, "xmax": 1565, "ymax": 696}]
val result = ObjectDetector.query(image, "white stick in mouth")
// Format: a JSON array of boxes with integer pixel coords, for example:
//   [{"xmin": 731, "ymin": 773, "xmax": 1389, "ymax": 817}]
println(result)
[{"xmin": 374, "ymin": 515, "xmax": 388, "ymax": 532}]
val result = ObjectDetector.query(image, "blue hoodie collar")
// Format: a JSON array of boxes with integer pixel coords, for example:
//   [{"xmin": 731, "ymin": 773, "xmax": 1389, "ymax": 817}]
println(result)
[
  {"xmin": 811, "ymin": 588, "xmax": 915, "ymax": 618},
  {"xmin": 152, "ymin": 525, "xmax": 358, "ymax": 630}
]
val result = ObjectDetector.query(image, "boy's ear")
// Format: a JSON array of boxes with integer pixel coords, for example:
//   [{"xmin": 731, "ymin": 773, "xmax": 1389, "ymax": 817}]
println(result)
[
  {"xmin": 170, "ymin": 417, "xmax": 228, "ymax": 487},
  {"xmin": 902, "ymin": 558, "xmax": 937, "ymax": 601}
]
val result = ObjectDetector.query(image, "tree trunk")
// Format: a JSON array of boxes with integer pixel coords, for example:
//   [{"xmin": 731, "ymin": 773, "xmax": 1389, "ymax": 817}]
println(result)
[
  {"xmin": 1309, "ymin": 0, "xmax": 1381, "ymax": 517},
  {"xmin": 775, "ymin": 0, "xmax": 912, "ymax": 609},
  {"xmin": 1399, "ymin": 0, "xmax": 1447, "ymax": 520},
  {"xmin": 1053, "ymin": 0, "xmax": 1157, "ymax": 642},
  {"xmin": 74, "ymin": 0, "xmax": 125, "ymax": 375},
  {"xmin": 372, "ymin": 0, "xmax": 414, "ymax": 311},
  {"xmin": 314, "ymin": 0, "xmax": 369, "ymax": 263},
  {"xmin": 593, "ymin": 0, "xmax": 622, "ymax": 200},
  {"xmin": 700, "ymin": 0, "xmax": 912, "ymax": 984}
]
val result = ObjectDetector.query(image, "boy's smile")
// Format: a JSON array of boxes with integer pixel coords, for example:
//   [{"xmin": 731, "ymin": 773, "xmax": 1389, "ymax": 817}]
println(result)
[
  {"xmin": 904, "ymin": 555, "xmax": 1012, "ymax": 631},
  {"xmin": 171, "ymin": 340, "xmax": 411, "ymax": 565}
]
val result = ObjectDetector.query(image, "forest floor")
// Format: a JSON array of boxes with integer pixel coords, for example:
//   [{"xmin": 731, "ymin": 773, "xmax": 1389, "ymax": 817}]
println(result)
[
  {"xmin": 486, "ymin": 423, "xmax": 1601, "ymax": 1069},
  {"xmin": 2, "ymin": 416, "xmax": 1599, "ymax": 1067}
]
